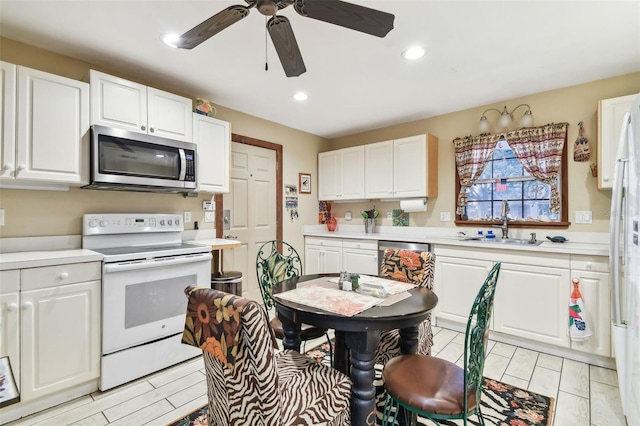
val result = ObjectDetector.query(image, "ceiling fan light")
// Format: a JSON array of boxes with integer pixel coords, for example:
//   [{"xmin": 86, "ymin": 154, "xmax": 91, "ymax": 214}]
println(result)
[
  {"xmin": 402, "ymin": 46, "xmax": 425, "ymax": 60},
  {"xmin": 162, "ymin": 33, "xmax": 180, "ymax": 48}
]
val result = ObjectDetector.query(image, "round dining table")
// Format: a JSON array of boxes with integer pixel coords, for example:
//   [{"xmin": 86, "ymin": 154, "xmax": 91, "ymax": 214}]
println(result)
[{"xmin": 271, "ymin": 273, "xmax": 438, "ymax": 426}]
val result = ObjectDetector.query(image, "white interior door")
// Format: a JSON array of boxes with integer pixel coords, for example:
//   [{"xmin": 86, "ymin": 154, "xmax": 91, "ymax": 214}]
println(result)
[{"xmin": 223, "ymin": 142, "xmax": 277, "ymax": 303}]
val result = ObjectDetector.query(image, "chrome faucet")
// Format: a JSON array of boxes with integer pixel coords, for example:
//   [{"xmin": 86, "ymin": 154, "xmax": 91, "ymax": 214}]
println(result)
[{"xmin": 493, "ymin": 200, "xmax": 510, "ymax": 239}]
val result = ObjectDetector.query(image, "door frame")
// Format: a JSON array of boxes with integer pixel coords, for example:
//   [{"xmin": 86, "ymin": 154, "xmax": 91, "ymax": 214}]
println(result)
[{"xmin": 214, "ymin": 133, "xmax": 283, "ymax": 242}]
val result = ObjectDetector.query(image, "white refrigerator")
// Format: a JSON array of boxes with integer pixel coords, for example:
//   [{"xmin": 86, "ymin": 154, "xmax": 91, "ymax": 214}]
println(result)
[{"xmin": 610, "ymin": 93, "xmax": 640, "ymax": 424}]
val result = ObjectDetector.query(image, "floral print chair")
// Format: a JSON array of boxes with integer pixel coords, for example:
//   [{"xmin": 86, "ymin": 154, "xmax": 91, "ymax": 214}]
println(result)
[
  {"xmin": 182, "ymin": 286, "xmax": 351, "ymax": 425},
  {"xmin": 375, "ymin": 248, "xmax": 436, "ymax": 365}
]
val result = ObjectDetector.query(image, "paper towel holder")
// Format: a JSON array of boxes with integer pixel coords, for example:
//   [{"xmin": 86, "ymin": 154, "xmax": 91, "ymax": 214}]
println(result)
[{"xmin": 399, "ymin": 198, "xmax": 428, "ymax": 212}]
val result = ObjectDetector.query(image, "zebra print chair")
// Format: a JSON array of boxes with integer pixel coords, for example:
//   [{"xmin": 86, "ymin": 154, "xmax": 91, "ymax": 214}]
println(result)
[
  {"xmin": 182, "ymin": 286, "xmax": 351, "ymax": 425},
  {"xmin": 375, "ymin": 249, "xmax": 436, "ymax": 365}
]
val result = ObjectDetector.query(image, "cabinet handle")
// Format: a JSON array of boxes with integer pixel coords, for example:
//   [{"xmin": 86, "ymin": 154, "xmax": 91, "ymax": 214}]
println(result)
[
  {"xmin": 141, "ymin": 125, "xmax": 146, "ymax": 131},
  {"xmin": 150, "ymin": 127, "xmax": 155, "ymax": 133},
  {"xmin": 60, "ymin": 272, "xmax": 69, "ymax": 279},
  {"xmin": 603, "ymin": 177, "xmax": 609, "ymax": 182},
  {"xmin": 16, "ymin": 164, "xmax": 25, "ymax": 175},
  {"xmin": 586, "ymin": 262, "xmax": 593, "ymax": 270},
  {"xmin": 23, "ymin": 301, "xmax": 33, "ymax": 310},
  {"xmin": 2, "ymin": 163, "xmax": 12, "ymax": 171},
  {"xmin": 7, "ymin": 303, "xmax": 18, "ymax": 312}
]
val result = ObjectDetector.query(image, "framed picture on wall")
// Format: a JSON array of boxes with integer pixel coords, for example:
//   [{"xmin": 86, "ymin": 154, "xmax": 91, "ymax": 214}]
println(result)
[{"xmin": 299, "ymin": 173, "xmax": 311, "ymax": 194}]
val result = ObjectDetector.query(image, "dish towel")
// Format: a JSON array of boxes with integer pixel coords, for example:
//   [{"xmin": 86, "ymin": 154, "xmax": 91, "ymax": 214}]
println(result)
[{"xmin": 568, "ymin": 278, "xmax": 592, "ymax": 341}]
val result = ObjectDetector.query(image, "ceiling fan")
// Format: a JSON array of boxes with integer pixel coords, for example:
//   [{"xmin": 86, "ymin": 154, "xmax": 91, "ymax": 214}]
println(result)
[{"xmin": 175, "ymin": 0, "xmax": 395, "ymax": 77}]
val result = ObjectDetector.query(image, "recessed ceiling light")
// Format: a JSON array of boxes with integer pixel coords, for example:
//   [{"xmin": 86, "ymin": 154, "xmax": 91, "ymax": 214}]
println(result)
[
  {"xmin": 402, "ymin": 46, "xmax": 425, "ymax": 60},
  {"xmin": 162, "ymin": 33, "xmax": 180, "ymax": 48},
  {"xmin": 293, "ymin": 91, "xmax": 308, "ymax": 101}
]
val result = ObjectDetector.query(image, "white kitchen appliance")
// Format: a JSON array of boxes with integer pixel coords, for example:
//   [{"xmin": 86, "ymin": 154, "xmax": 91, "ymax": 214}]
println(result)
[
  {"xmin": 610, "ymin": 94, "xmax": 640, "ymax": 423},
  {"xmin": 82, "ymin": 213, "xmax": 212, "ymax": 390}
]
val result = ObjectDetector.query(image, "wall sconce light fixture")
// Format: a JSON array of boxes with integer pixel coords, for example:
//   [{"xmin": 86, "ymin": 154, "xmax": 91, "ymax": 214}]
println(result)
[{"xmin": 478, "ymin": 104, "xmax": 534, "ymax": 134}]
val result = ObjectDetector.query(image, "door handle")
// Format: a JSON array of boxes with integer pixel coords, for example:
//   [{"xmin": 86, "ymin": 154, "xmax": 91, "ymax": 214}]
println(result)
[{"xmin": 224, "ymin": 234, "xmax": 238, "ymax": 239}]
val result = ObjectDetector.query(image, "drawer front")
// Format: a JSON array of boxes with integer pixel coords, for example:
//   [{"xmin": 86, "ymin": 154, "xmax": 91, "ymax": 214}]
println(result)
[
  {"xmin": 21, "ymin": 262, "xmax": 101, "ymax": 291},
  {"xmin": 570, "ymin": 255, "xmax": 609, "ymax": 273},
  {"xmin": 342, "ymin": 239, "xmax": 377, "ymax": 251},
  {"xmin": 305, "ymin": 237, "xmax": 343, "ymax": 248},
  {"xmin": 0, "ymin": 270, "xmax": 20, "ymax": 293}
]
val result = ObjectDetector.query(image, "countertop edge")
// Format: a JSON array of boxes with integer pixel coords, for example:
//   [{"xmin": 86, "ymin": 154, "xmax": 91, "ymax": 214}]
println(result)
[{"xmin": 0, "ymin": 249, "xmax": 104, "ymax": 270}]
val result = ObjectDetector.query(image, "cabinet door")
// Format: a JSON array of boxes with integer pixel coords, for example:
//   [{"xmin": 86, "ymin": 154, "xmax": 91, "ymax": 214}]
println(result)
[
  {"xmin": 1, "ymin": 61, "xmax": 16, "ymax": 180},
  {"xmin": 147, "ymin": 87, "xmax": 193, "ymax": 142},
  {"xmin": 493, "ymin": 263, "xmax": 570, "ymax": 347},
  {"xmin": 318, "ymin": 150, "xmax": 340, "ymax": 200},
  {"xmin": 433, "ymin": 256, "xmax": 493, "ymax": 326},
  {"xmin": 194, "ymin": 114, "xmax": 230, "ymax": 193},
  {"xmin": 598, "ymin": 94, "xmax": 637, "ymax": 189},
  {"xmin": 0, "ymin": 292, "xmax": 20, "ymax": 390},
  {"xmin": 323, "ymin": 246, "xmax": 343, "ymax": 273},
  {"xmin": 16, "ymin": 66, "xmax": 89, "ymax": 184},
  {"xmin": 568, "ymin": 270, "xmax": 611, "ymax": 357},
  {"xmin": 343, "ymin": 248, "xmax": 378, "ymax": 275},
  {"xmin": 340, "ymin": 145, "xmax": 365, "ymax": 199},
  {"xmin": 21, "ymin": 281, "xmax": 100, "ymax": 402},
  {"xmin": 90, "ymin": 70, "xmax": 147, "ymax": 134},
  {"xmin": 365, "ymin": 140, "xmax": 394, "ymax": 199},
  {"xmin": 305, "ymin": 245, "xmax": 324, "ymax": 275},
  {"xmin": 394, "ymin": 134, "xmax": 427, "ymax": 198}
]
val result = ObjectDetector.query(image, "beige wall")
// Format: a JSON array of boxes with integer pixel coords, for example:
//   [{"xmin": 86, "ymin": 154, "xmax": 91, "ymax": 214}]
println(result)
[
  {"xmin": 0, "ymin": 38, "xmax": 328, "ymax": 253},
  {"xmin": 327, "ymin": 72, "xmax": 640, "ymax": 233}
]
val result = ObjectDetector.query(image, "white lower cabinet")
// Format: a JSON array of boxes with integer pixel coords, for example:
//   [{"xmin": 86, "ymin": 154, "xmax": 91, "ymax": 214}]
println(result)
[
  {"xmin": 493, "ymin": 263, "xmax": 570, "ymax": 347},
  {"xmin": 568, "ymin": 256, "xmax": 611, "ymax": 357},
  {"xmin": 342, "ymin": 239, "xmax": 378, "ymax": 275},
  {"xmin": 433, "ymin": 246, "xmax": 611, "ymax": 358},
  {"xmin": 0, "ymin": 261, "xmax": 101, "ymax": 409},
  {"xmin": 433, "ymin": 257, "xmax": 493, "ymax": 325},
  {"xmin": 305, "ymin": 237, "xmax": 343, "ymax": 274},
  {"xmin": 21, "ymin": 281, "xmax": 100, "ymax": 401}
]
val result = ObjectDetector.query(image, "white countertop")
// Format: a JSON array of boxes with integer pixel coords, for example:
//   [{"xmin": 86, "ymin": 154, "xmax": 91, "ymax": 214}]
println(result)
[
  {"xmin": 0, "ymin": 249, "xmax": 103, "ymax": 270},
  {"xmin": 303, "ymin": 225, "xmax": 610, "ymax": 257}
]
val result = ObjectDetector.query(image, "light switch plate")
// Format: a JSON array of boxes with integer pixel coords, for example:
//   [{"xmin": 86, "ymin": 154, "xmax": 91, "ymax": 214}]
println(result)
[
  {"xmin": 386, "ymin": 211, "xmax": 392, "ymax": 220},
  {"xmin": 575, "ymin": 210, "xmax": 593, "ymax": 224},
  {"xmin": 345, "ymin": 211, "xmax": 352, "ymax": 221},
  {"xmin": 184, "ymin": 211, "xmax": 192, "ymax": 223},
  {"xmin": 0, "ymin": 209, "xmax": 4, "ymax": 226},
  {"xmin": 204, "ymin": 211, "xmax": 214, "ymax": 223}
]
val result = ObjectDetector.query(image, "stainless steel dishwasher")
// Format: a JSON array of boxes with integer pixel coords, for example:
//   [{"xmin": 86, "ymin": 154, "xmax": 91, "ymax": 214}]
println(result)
[{"xmin": 377, "ymin": 240, "xmax": 431, "ymax": 275}]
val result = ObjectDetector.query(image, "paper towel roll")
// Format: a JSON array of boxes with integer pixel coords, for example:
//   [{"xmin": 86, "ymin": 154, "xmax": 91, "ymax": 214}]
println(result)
[{"xmin": 400, "ymin": 198, "xmax": 427, "ymax": 212}]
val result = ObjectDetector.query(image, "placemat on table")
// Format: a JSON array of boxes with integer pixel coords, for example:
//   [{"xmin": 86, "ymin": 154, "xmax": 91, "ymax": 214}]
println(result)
[{"xmin": 274, "ymin": 284, "xmax": 383, "ymax": 316}]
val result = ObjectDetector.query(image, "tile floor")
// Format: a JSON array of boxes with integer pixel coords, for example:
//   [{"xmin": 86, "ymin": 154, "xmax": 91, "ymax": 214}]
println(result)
[{"xmin": 4, "ymin": 326, "xmax": 626, "ymax": 426}]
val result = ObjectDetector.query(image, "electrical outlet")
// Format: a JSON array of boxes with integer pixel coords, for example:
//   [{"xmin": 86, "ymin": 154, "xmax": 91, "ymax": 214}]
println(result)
[
  {"xmin": 440, "ymin": 211, "xmax": 451, "ymax": 222},
  {"xmin": 386, "ymin": 211, "xmax": 392, "ymax": 220},
  {"xmin": 204, "ymin": 211, "xmax": 214, "ymax": 223},
  {"xmin": 0, "ymin": 209, "xmax": 4, "ymax": 226},
  {"xmin": 184, "ymin": 211, "xmax": 192, "ymax": 223},
  {"xmin": 345, "ymin": 211, "xmax": 352, "ymax": 221}
]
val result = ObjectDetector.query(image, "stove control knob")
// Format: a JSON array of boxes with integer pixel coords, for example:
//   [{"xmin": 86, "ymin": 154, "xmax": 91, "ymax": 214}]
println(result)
[
  {"xmin": 99, "ymin": 220, "xmax": 107, "ymax": 227},
  {"xmin": 159, "ymin": 220, "xmax": 165, "ymax": 226},
  {"xmin": 175, "ymin": 219, "xmax": 181, "ymax": 226},
  {"xmin": 88, "ymin": 219, "xmax": 98, "ymax": 227},
  {"xmin": 168, "ymin": 219, "xmax": 173, "ymax": 226}
]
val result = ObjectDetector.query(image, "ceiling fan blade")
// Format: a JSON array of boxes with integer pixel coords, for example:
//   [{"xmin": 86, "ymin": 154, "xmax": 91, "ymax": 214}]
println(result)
[
  {"xmin": 267, "ymin": 15, "xmax": 306, "ymax": 77},
  {"xmin": 294, "ymin": 0, "xmax": 394, "ymax": 38},
  {"xmin": 177, "ymin": 5, "xmax": 251, "ymax": 49}
]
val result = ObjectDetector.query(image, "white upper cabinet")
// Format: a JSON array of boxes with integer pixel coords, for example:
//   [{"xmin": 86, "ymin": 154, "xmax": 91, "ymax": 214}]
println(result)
[
  {"xmin": 1, "ymin": 62, "xmax": 89, "ymax": 187},
  {"xmin": 90, "ymin": 70, "xmax": 193, "ymax": 142},
  {"xmin": 318, "ymin": 145, "xmax": 365, "ymax": 200},
  {"xmin": 365, "ymin": 134, "xmax": 438, "ymax": 199},
  {"xmin": 193, "ymin": 114, "xmax": 230, "ymax": 193},
  {"xmin": 598, "ymin": 93, "xmax": 637, "ymax": 189}
]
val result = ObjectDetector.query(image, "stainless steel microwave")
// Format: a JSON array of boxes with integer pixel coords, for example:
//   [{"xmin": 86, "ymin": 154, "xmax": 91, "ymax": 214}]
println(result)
[{"xmin": 83, "ymin": 125, "xmax": 197, "ymax": 193}]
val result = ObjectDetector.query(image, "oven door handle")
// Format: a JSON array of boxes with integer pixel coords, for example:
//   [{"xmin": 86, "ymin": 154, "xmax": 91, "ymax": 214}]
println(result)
[{"xmin": 104, "ymin": 252, "xmax": 212, "ymax": 272}]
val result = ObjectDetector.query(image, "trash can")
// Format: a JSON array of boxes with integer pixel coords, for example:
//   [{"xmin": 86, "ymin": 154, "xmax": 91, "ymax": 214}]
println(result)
[{"xmin": 211, "ymin": 270, "xmax": 243, "ymax": 296}]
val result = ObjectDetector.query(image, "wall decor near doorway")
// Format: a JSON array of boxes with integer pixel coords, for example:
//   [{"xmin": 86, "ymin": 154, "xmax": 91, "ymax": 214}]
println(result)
[{"xmin": 299, "ymin": 173, "xmax": 312, "ymax": 194}]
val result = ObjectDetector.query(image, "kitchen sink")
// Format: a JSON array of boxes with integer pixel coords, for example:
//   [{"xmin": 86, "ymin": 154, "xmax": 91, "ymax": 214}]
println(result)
[{"xmin": 462, "ymin": 237, "xmax": 543, "ymax": 246}]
